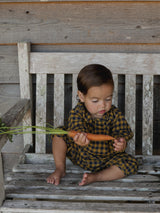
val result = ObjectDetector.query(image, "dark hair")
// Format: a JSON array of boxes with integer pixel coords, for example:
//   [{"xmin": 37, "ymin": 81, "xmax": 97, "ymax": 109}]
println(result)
[{"xmin": 77, "ymin": 64, "xmax": 114, "ymax": 95}]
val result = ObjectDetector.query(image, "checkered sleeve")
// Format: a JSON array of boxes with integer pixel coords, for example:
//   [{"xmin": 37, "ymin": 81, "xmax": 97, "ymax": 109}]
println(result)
[
  {"xmin": 111, "ymin": 109, "xmax": 133, "ymax": 142},
  {"xmin": 67, "ymin": 109, "xmax": 88, "ymax": 132}
]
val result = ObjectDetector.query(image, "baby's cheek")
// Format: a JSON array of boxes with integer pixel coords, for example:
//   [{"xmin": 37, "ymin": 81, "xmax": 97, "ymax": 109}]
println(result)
[{"xmin": 106, "ymin": 105, "xmax": 112, "ymax": 112}]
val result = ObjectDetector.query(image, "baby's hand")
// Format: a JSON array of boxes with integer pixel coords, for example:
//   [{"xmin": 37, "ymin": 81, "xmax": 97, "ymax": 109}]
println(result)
[
  {"xmin": 113, "ymin": 137, "xmax": 126, "ymax": 152},
  {"xmin": 73, "ymin": 132, "xmax": 90, "ymax": 146}
]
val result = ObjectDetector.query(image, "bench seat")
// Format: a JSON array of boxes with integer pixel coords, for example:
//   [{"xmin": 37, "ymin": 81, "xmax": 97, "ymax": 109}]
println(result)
[{"xmin": 1, "ymin": 153, "xmax": 160, "ymax": 213}]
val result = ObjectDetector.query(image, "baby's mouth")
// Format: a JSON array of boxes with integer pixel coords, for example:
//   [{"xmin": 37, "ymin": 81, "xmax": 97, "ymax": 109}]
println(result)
[{"xmin": 98, "ymin": 110, "xmax": 106, "ymax": 115}]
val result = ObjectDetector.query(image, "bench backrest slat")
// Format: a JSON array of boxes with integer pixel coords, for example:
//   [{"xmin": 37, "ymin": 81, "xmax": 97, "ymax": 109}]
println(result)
[
  {"xmin": 112, "ymin": 74, "xmax": 118, "ymax": 107},
  {"xmin": 35, "ymin": 74, "xmax": 47, "ymax": 153},
  {"xmin": 54, "ymin": 74, "xmax": 65, "ymax": 129},
  {"xmin": 18, "ymin": 42, "xmax": 159, "ymax": 155},
  {"xmin": 125, "ymin": 74, "xmax": 136, "ymax": 155},
  {"xmin": 30, "ymin": 52, "xmax": 160, "ymax": 75},
  {"xmin": 72, "ymin": 74, "xmax": 78, "ymax": 108},
  {"xmin": 142, "ymin": 75, "xmax": 154, "ymax": 155}
]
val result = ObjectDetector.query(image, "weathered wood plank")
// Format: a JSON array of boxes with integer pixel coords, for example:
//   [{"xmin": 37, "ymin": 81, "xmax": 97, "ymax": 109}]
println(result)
[
  {"xmin": 12, "ymin": 161, "xmax": 160, "ymax": 175},
  {"xmin": 30, "ymin": 53, "xmax": 160, "ymax": 75},
  {"xmin": 54, "ymin": 74, "xmax": 64, "ymax": 127},
  {"xmin": 18, "ymin": 42, "xmax": 32, "ymax": 147},
  {"xmin": 2, "ymin": 200, "xmax": 160, "ymax": 213},
  {"xmin": 18, "ymin": 43, "xmax": 31, "ymax": 105},
  {"xmin": 0, "ymin": 99, "xmax": 30, "ymax": 150},
  {"xmin": 12, "ymin": 163, "xmax": 84, "ymax": 174},
  {"xmin": 72, "ymin": 74, "xmax": 78, "ymax": 108},
  {"xmin": 112, "ymin": 74, "xmax": 118, "ymax": 107},
  {"xmin": 0, "ymin": 3, "xmax": 160, "ymax": 44},
  {"xmin": 142, "ymin": 75, "xmax": 154, "ymax": 155},
  {"xmin": 24, "ymin": 153, "xmax": 160, "ymax": 164},
  {"xmin": 35, "ymin": 74, "xmax": 47, "ymax": 154},
  {"xmin": 2, "ymin": 45, "xmax": 160, "ymax": 84},
  {"xmin": 0, "ymin": 45, "xmax": 19, "ymax": 84},
  {"xmin": 5, "ymin": 188, "xmax": 160, "ymax": 202},
  {"xmin": 5, "ymin": 179, "xmax": 160, "ymax": 192},
  {"xmin": 5, "ymin": 172, "xmax": 160, "ymax": 183},
  {"xmin": 125, "ymin": 75, "xmax": 136, "ymax": 155}
]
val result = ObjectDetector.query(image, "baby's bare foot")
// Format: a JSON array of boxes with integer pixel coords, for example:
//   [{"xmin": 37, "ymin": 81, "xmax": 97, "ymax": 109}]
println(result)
[
  {"xmin": 47, "ymin": 169, "xmax": 66, "ymax": 185},
  {"xmin": 79, "ymin": 173, "xmax": 96, "ymax": 186}
]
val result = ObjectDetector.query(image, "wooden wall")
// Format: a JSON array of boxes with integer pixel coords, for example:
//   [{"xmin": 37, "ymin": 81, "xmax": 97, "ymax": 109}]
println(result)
[{"xmin": 0, "ymin": 0, "xmax": 160, "ymax": 154}]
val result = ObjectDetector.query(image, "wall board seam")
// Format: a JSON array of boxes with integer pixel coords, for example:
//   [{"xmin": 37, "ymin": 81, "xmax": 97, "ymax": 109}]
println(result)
[
  {"xmin": 1, "ymin": 1, "xmax": 160, "ymax": 4},
  {"xmin": 1, "ymin": 43, "xmax": 160, "ymax": 46}
]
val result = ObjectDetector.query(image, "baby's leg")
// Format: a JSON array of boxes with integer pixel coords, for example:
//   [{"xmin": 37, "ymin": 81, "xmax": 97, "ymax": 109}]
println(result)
[
  {"xmin": 79, "ymin": 165, "xmax": 125, "ymax": 186},
  {"xmin": 47, "ymin": 136, "xmax": 67, "ymax": 185}
]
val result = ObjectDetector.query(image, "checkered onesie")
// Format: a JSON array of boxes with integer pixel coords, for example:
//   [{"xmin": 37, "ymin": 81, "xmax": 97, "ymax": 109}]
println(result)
[{"xmin": 59, "ymin": 101, "xmax": 138, "ymax": 176}]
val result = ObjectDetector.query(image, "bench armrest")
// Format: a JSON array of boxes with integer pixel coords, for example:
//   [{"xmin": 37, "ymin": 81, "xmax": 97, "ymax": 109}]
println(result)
[{"xmin": 0, "ymin": 99, "xmax": 30, "ymax": 151}]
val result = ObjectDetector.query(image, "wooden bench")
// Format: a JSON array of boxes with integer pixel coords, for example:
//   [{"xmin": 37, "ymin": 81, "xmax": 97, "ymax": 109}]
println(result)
[{"xmin": 0, "ymin": 42, "xmax": 160, "ymax": 212}]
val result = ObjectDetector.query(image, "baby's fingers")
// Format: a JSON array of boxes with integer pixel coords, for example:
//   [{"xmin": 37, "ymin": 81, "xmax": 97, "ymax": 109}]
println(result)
[
  {"xmin": 113, "ymin": 139, "xmax": 126, "ymax": 152},
  {"xmin": 74, "ymin": 132, "xmax": 89, "ymax": 146}
]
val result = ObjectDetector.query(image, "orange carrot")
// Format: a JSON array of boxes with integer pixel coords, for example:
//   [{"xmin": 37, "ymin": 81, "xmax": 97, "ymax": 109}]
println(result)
[{"xmin": 68, "ymin": 130, "xmax": 115, "ymax": 141}]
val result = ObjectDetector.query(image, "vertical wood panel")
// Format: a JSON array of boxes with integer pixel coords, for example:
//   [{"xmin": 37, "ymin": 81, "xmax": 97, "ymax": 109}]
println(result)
[
  {"xmin": 125, "ymin": 75, "xmax": 136, "ymax": 155},
  {"xmin": 142, "ymin": 75, "xmax": 153, "ymax": 155},
  {"xmin": 72, "ymin": 74, "xmax": 78, "ymax": 108},
  {"xmin": 36, "ymin": 74, "xmax": 47, "ymax": 154},
  {"xmin": 112, "ymin": 74, "xmax": 118, "ymax": 107},
  {"xmin": 54, "ymin": 74, "xmax": 64, "ymax": 128},
  {"xmin": 18, "ymin": 42, "xmax": 32, "ymax": 147}
]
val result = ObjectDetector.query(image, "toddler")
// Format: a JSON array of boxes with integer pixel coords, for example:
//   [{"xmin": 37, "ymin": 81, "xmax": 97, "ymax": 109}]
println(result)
[{"xmin": 47, "ymin": 64, "xmax": 138, "ymax": 186}]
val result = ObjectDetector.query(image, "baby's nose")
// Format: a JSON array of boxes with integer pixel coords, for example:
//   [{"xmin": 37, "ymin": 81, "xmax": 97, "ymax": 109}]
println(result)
[{"xmin": 101, "ymin": 100, "xmax": 106, "ymax": 108}]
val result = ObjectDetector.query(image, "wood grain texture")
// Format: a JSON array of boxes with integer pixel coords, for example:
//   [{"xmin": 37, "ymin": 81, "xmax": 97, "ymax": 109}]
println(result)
[
  {"xmin": 112, "ymin": 74, "xmax": 118, "ymax": 107},
  {"xmin": 18, "ymin": 43, "xmax": 31, "ymax": 99},
  {"xmin": 2, "ymin": 44, "xmax": 160, "ymax": 84},
  {"xmin": 18, "ymin": 42, "xmax": 33, "ymax": 147},
  {"xmin": 54, "ymin": 74, "xmax": 64, "ymax": 127},
  {"xmin": 35, "ymin": 74, "xmax": 47, "ymax": 153},
  {"xmin": 0, "ymin": 46, "xmax": 19, "ymax": 84},
  {"xmin": 0, "ymin": 2, "xmax": 160, "ymax": 44},
  {"xmin": 125, "ymin": 75, "xmax": 136, "ymax": 155},
  {"xmin": 0, "ymin": 99, "xmax": 30, "ymax": 150},
  {"xmin": 30, "ymin": 52, "xmax": 160, "ymax": 75},
  {"xmin": 142, "ymin": 75, "xmax": 154, "ymax": 155},
  {"xmin": 2, "ymin": 200, "xmax": 160, "ymax": 213},
  {"xmin": 72, "ymin": 74, "xmax": 78, "ymax": 108},
  {"xmin": 2, "ymin": 153, "xmax": 160, "ymax": 212}
]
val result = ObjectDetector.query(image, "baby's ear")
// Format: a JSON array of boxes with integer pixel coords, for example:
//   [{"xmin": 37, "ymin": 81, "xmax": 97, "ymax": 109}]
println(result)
[{"xmin": 77, "ymin": 91, "xmax": 85, "ymax": 102}]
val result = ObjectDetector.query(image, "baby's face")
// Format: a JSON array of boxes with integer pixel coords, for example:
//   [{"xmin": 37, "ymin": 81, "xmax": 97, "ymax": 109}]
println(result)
[{"xmin": 78, "ymin": 84, "xmax": 113, "ymax": 119}]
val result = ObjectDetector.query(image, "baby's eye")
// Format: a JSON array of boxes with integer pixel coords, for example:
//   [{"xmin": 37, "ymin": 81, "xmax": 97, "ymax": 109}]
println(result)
[
  {"xmin": 105, "ymin": 98, "xmax": 112, "ymax": 102},
  {"xmin": 92, "ymin": 99, "xmax": 98, "ymax": 103}
]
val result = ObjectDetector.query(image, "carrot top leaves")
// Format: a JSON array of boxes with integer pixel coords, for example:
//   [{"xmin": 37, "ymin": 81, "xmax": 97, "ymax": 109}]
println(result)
[
  {"xmin": 0, "ymin": 117, "xmax": 13, "ymax": 142},
  {"xmin": 0, "ymin": 119, "xmax": 69, "ymax": 142},
  {"xmin": 0, "ymin": 121, "xmax": 114, "ymax": 142}
]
